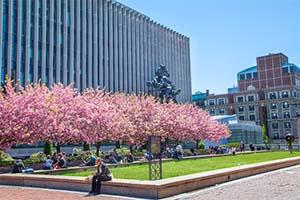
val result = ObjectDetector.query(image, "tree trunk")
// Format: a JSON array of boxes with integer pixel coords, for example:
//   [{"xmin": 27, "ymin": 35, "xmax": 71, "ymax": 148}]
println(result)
[
  {"xmin": 83, "ymin": 142, "xmax": 90, "ymax": 151},
  {"xmin": 95, "ymin": 142, "xmax": 101, "ymax": 156},
  {"xmin": 115, "ymin": 141, "xmax": 121, "ymax": 149},
  {"xmin": 43, "ymin": 142, "xmax": 52, "ymax": 155},
  {"xmin": 129, "ymin": 145, "xmax": 133, "ymax": 154},
  {"xmin": 56, "ymin": 143, "xmax": 61, "ymax": 153},
  {"xmin": 196, "ymin": 140, "xmax": 200, "ymax": 149}
]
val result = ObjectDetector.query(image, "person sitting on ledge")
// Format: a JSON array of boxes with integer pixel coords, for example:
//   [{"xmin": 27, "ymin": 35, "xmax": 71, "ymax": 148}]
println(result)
[
  {"xmin": 12, "ymin": 159, "xmax": 25, "ymax": 173},
  {"xmin": 83, "ymin": 152, "xmax": 96, "ymax": 166},
  {"xmin": 89, "ymin": 158, "xmax": 112, "ymax": 195},
  {"xmin": 108, "ymin": 152, "xmax": 118, "ymax": 164}
]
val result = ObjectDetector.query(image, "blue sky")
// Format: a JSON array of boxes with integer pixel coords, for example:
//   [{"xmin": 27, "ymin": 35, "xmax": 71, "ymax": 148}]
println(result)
[{"xmin": 118, "ymin": 0, "xmax": 300, "ymax": 94}]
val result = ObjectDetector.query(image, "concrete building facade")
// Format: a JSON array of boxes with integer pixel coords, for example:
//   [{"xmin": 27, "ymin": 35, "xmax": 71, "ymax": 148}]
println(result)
[{"xmin": 0, "ymin": 0, "xmax": 191, "ymax": 102}]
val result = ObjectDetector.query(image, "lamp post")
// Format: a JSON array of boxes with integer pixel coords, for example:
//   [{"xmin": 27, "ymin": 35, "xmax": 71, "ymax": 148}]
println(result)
[{"xmin": 285, "ymin": 133, "xmax": 295, "ymax": 154}]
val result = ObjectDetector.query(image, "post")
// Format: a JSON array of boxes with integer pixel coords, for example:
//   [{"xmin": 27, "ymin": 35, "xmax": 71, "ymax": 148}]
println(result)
[
  {"xmin": 285, "ymin": 134, "xmax": 295, "ymax": 154},
  {"xmin": 148, "ymin": 135, "xmax": 162, "ymax": 180}
]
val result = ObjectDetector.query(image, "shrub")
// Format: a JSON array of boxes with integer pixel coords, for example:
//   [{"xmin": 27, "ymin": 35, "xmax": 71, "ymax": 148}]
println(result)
[
  {"xmin": 0, "ymin": 151, "xmax": 15, "ymax": 167},
  {"xmin": 197, "ymin": 141, "xmax": 205, "ymax": 150},
  {"xmin": 131, "ymin": 149, "xmax": 145, "ymax": 157},
  {"xmin": 24, "ymin": 152, "xmax": 46, "ymax": 164},
  {"xmin": 227, "ymin": 142, "xmax": 240, "ymax": 149},
  {"xmin": 183, "ymin": 149, "xmax": 192, "ymax": 156},
  {"xmin": 116, "ymin": 147, "xmax": 130, "ymax": 157},
  {"xmin": 68, "ymin": 149, "xmax": 102, "ymax": 162},
  {"xmin": 196, "ymin": 149, "xmax": 208, "ymax": 155}
]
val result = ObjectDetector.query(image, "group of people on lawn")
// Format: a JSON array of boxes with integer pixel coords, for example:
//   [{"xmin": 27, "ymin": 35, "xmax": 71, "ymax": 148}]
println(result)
[{"xmin": 44, "ymin": 152, "xmax": 68, "ymax": 170}]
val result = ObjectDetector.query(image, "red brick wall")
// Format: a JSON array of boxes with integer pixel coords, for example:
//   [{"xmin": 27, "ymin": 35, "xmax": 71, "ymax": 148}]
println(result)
[{"xmin": 238, "ymin": 53, "xmax": 291, "ymax": 92}]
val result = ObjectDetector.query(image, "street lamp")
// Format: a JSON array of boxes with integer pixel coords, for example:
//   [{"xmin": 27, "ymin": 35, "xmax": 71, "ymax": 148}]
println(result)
[{"xmin": 285, "ymin": 133, "xmax": 295, "ymax": 154}]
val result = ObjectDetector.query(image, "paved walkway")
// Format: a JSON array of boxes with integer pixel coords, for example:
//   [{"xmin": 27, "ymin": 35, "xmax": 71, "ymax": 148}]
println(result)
[
  {"xmin": 166, "ymin": 165, "xmax": 300, "ymax": 200},
  {"xmin": 2, "ymin": 165, "xmax": 300, "ymax": 200},
  {"xmin": 0, "ymin": 186, "xmax": 134, "ymax": 200}
]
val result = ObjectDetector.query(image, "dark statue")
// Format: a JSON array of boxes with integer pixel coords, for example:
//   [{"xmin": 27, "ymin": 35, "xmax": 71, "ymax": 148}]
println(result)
[{"xmin": 147, "ymin": 64, "xmax": 181, "ymax": 103}]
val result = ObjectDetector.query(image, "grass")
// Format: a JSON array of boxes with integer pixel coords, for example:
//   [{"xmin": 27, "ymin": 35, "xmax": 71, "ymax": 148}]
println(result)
[{"xmin": 57, "ymin": 151, "xmax": 300, "ymax": 180}]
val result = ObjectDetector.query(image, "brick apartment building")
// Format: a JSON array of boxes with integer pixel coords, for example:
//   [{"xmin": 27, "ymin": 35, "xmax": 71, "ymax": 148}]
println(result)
[{"xmin": 199, "ymin": 53, "xmax": 300, "ymax": 144}]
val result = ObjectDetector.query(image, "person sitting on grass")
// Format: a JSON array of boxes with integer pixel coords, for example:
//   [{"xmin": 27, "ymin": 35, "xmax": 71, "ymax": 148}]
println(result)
[
  {"xmin": 53, "ymin": 153, "xmax": 66, "ymax": 170},
  {"xmin": 51, "ymin": 152, "xmax": 58, "ymax": 167},
  {"xmin": 83, "ymin": 152, "xmax": 96, "ymax": 166},
  {"xmin": 174, "ymin": 144, "xmax": 183, "ymax": 160},
  {"xmin": 44, "ymin": 155, "xmax": 53, "ymax": 170},
  {"xmin": 108, "ymin": 152, "xmax": 118, "ymax": 164},
  {"xmin": 89, "ymin": 158, "xmax": 112, "ymax": 195},
  {"xmin": 125, "ymin": 153, "xmax": 134, "ymax": 163}
]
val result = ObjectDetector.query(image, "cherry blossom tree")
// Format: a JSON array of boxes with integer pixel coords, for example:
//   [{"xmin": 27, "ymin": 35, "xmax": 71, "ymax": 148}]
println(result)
[{"xmin": 0, "ymin": 80, "xmax": 230, "ymax": 151}]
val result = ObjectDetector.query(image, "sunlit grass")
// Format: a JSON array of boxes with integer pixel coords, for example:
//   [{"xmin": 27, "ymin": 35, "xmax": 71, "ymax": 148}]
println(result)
[{"xmin": 56, "ymin": 151, "xmax": 300, "ymax": 180}]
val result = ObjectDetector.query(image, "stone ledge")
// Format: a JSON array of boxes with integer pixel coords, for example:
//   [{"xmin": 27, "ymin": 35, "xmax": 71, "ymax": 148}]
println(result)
[{"xmin": 0, "ymin": 156, "xmax": 299, "ymax": 199}]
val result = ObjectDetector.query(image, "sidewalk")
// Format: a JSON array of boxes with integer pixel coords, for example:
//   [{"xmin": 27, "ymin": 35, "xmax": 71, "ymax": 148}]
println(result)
[{"xmin": 0, "ymin": 186, "xmax": 132, "ymax": 200}]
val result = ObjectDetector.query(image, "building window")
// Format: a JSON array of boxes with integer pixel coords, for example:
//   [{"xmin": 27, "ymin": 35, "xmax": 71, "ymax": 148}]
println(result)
[
  {"xmin": 272, "ymin": 123, "xmax": 279, "ymax": 129},
  {"xmin": 246, "ymin": 73, "xmax": 252, "ymax": 79},
  {"xmin": 284, "ymin": 122, "xmax": 291, "ymax": 129},
  {"xmin": 218, "ymin": 98, "xmax": 225, "ymax": 105},
  {"xmin": 209, "ymin": 109, "xmax": 215, "ymax": 115},
  {"xmin": 282, "ymin": 67, "xmax": 289, "ymax": 74},
  {"xmin": 249, "ymin": 115, "xmax": 255, "ymax": 121},
  {"xmin": 238, "ymin": 116, "xmax": 245, "ymax": 121},
  {"xmin": 269, "ymin": 92, "xmax": 277, "ymax": 99},
  {"xmin": 283, "ymin": 112, "xmax": 290, "ymax": 119},
  {"xmin": 282, "ymin": 102, "xmax": 289, "ymax": 109},
  {"xmin": 248, "ymin": 95, "xmax": 254, "ymax": 102},
  {"xmin": 237, "ymin": 96, "xmax": 244, "ymax": 103},
  {"xmin": 238, "ymin": 106, "xmax": 244, "ymax": 113},
  {"xmin": 219, "ymin": 108, "xmax": 225, "ymax": 115},
  {"xmin": 253, "ymin": 72, "xmax": 258, "ymax": 79},
  {"xmin": 209, "ymin": 99, "xmax": 215, "ymax": 106},
  {"xmin": 273, "ymin": 132, "xmax": 279, "ymax": 139},
  {"xmin": 282, "ymin": 91, "xmax": 289, "ymax": 98},
  {"xmin": 271, "ymin": 113, "xmax": 278, "ymax": 119},
  {"xmin": 249, "ymin": 105, "xmax": 255, "ymax": 112},
  {"xmin": 239, "ymin": 74, "xmax": 245, "ymax": 80},
  {"xmin": 270, "ymin": 103, "xmax": 277, "ymax": 110}
]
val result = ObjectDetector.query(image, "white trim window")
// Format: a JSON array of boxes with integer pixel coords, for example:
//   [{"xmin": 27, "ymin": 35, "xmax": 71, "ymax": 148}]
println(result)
[
  {"xmin": 282, "ymin": 91, "xmax": 289, "ymax": 98},
  {"xmin": 218, "ymin": 98, "xmax": 225, "ymax": 105},
  {"xmin": 269, "ymin": 92, "xmax": 277, "ymax": 99},
  {"xmin": 247, "ymin": 95, "xmax": 255, "ymax": 102},
  {"xmin": 236, "ymin": 96, "xmax": 244, "ymax": 103},
  {"xmin": 208, "ymin": 99, "xmax": 215, "ymax": 106}
]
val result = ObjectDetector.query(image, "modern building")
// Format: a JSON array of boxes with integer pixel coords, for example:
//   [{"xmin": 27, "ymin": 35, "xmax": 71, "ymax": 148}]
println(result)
[
  {"xmin": 205, "ymin": 115, "xmax": 263, "ymax": 146},
  {"xmin": 202, "ymin": 53, "xmax": 300, "ymax": 143},
  {"xmin": 0, "ymin": 0, "xmax": 191, "ymax": 102}
]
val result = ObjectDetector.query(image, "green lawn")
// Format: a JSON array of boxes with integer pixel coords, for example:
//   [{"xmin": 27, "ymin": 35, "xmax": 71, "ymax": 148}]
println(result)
[{"xmin": 58, "ymin": 151, "xmax": 300, "ymax": 180}]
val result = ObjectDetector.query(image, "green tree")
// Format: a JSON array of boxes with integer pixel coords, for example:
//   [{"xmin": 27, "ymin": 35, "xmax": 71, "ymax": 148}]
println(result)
[{"xmin": 262, "ymin": 124, "xmax": 269, "ymax": 149}]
